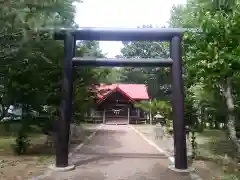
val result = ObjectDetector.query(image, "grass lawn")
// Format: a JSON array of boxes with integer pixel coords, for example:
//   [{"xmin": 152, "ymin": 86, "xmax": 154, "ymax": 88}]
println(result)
[
  {"xmin": 193, "ymin": 129, "xmax": 240, "ymax": 180},
  {"xmin": 0, "ymin": 123, "xmax": 98, "ymax": 180}
]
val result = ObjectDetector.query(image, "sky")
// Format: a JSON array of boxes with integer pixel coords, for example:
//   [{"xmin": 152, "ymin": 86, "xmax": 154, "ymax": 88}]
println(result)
[{"xmin": 74, "ymin": 0, "xmax": 186, "ymax": 57}]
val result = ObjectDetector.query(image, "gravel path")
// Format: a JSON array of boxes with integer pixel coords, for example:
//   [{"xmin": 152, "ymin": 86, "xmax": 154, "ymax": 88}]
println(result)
[
  {"xmin": 44, "ymin": 124, "xmax": 191, "ymax": 180},
  {"xmin": 133, "ymin": 125, "xmax": 192, "ymax": 157}
]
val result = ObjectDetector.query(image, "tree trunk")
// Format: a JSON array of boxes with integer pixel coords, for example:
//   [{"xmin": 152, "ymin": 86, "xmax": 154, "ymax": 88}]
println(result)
[
  {"xmin": 223, "ymin": 122, "xmax": 226, "ymax": 129},
  {"xmin": 200, "ymin": 119, "xmax": 205, "ymax": 131},
  {"xmin": 222, "ymin": 78, "xmax": 240, "ymax": 152},
  {"xmin": 210, "ymin": 120, "xmax": 214, "ymax": 129},
  {"xmin": 0, "ymin": 104, "xmax": 10, "ymax": 120},
  {"xmin": 200, "ymin": 107, "xmax": 207, "ymax": 131},
  {"xmin": 214, "ymin": 121, "xmax": 219, "ymax": 129}
]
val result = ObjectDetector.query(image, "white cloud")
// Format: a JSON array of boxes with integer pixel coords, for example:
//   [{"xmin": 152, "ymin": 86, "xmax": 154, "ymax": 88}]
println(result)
[{"xmin": 75, "ymin": 0, "xmax": 186, "ymax": 57}]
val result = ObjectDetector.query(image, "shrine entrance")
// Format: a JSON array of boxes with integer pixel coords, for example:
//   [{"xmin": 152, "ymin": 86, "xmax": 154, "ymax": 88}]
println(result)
[
  {"xmin": 95, "ymin": 84, "xmax": 148, "ymax": 125},
  {"xmin": 105, "ymin": 105, "xmax": 129, "ymax": 124},
  {"xmin": 52, "ymin": 27, "xmax": 187, "ymax": 171}
]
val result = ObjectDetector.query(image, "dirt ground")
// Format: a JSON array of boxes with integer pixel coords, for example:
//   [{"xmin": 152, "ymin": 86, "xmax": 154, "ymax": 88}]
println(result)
[
  {"xmin": 0, "ymin": 134, "xmax": 55, "ymax": 180},
  {"xmin": 0, "ymin": 124, "xmax": 97, "ymax": 180}
]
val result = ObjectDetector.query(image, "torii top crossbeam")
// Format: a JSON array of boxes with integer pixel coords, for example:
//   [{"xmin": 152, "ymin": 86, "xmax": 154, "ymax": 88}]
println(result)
[{"xmin": 51, "ymin": 27, "xmax": 184, "ymax": 41}]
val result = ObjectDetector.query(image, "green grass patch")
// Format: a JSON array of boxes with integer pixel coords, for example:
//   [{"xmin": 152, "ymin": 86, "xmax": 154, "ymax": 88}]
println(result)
[
  {"xmin": 193, "ymin": 129, "xmax": 240, "ymax": 179},
  {"xmin": 0, "ymin": 122, "xmax": 98, "ymax": 179}
]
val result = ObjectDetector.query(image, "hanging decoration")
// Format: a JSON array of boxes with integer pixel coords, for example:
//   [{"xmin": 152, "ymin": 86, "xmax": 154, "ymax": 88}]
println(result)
[{"xmin": 111, "ymin": 108, "xmax": 123, "ymax": 115}]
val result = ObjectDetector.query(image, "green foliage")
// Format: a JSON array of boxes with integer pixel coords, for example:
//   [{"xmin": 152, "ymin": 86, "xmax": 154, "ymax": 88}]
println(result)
[
  {"xmin": 119, "ymin": 25, "xmax": 171, "ymax": 100},
  {"xmin": 169, "ymin": 0, "xmax": 240, "ymax": 158},
  {"xmin": 135, "ymin": 99, "xmax": 172, "ymax": 120},
  {"xmin": 72, "ymin": 42, "xmax": 110, "ymax": 123},
  {"xmin": 12, "ymin": 134, "xmax": 30, "ymax": 155},
  {"xmin": 0, "ymin": 0, "xmax": 109, "ymax": 154},
  {"xmin": 101, "ymin": 68, "xmax": 123, "ymax": 84},
  {"xmin": 190, "ymin": 131, "xmax": 198, "ymax": 161}
]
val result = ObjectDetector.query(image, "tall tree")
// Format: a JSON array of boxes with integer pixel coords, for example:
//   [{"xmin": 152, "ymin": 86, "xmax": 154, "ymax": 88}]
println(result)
[
  {"xmin": 169, "ymin": 0, "xmax": 240, "ymax": 150},
  {"xmin": 0, "ymin": 0, "xmax": 109, "ymax": 153},
  {"xmin": 119, "ymin": 25, "xmax": 171, "ymax": 99}
]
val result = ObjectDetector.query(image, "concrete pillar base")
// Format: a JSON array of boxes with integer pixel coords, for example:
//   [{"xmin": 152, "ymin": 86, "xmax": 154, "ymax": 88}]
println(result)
[
  {"xmin": 48, "ymin": 164, "xmax": 75, "ymax": 172},
  {"xmin": 168, "ymin": 165, "xmax": 194, "ymax": 173}
]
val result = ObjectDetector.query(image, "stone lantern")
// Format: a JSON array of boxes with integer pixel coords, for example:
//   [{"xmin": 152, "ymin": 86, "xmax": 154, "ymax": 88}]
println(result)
[{"xmin": 154, "ymin": 112, "xmax": 165, "ymax": 125}]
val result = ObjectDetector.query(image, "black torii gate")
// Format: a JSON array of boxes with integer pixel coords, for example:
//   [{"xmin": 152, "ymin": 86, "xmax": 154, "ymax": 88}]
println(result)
[{"xmin": 53, "ymin": 27, "xmax": 187, "ymax": 171}]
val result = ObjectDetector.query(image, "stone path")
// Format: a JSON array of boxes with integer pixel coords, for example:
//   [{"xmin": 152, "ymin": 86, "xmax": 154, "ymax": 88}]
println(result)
[
  {"xmin": 44, "ymin": 125, "xmax": 191, "ymax": 180},
  {"xmin": 133, "ymin": 125, "xmax": 192, "ymax": 157}
]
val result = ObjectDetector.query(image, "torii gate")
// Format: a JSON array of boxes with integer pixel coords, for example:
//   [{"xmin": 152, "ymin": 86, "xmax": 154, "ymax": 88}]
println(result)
[{"xmin": 51, "ymin": 27, "xmax": 187, "ymax": 171}]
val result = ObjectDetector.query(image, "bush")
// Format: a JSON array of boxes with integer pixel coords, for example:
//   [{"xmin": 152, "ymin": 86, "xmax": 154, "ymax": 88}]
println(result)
[
  {"xmin": 12, "ymin": 134, "xmax": 30, "ymax": 155},
  {"xmin": 166, "ymin": 127, "xmax": 173, "ymax": 135},
  {"xmin": 235, "ymin": 123, "xmax": 240, "ymax": 139}
]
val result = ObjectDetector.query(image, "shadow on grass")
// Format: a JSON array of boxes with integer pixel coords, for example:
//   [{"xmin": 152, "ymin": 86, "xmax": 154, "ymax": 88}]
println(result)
[
  {"xmin": 0, "ymin": 123, "xmax": 22, "ymax": 137},
  {"xmin": 197, "ymin": 129, "xmax": 226, "ymax": 139},
  {"xmin": 195, "ymin": 129, "xmax": 240, "ymax": 176},
  {"xmin": 196, "ymin": 130, "xmax": 238, "ymax": 159},
  {"xmin": 198, "ymin": 139, "xmax": 238, "ymax": 158}
]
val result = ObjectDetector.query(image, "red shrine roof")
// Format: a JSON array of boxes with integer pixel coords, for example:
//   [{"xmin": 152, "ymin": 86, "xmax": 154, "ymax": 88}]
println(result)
[{"xmin": 96, "ymin": 84, "xmax": 149, "ymax": 104}]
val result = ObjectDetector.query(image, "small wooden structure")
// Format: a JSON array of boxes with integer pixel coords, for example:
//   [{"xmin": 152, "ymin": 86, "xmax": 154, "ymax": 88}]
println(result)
[{"xmin": 87, "ymin": 84, "xmax": 149, "ymax": 124}]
